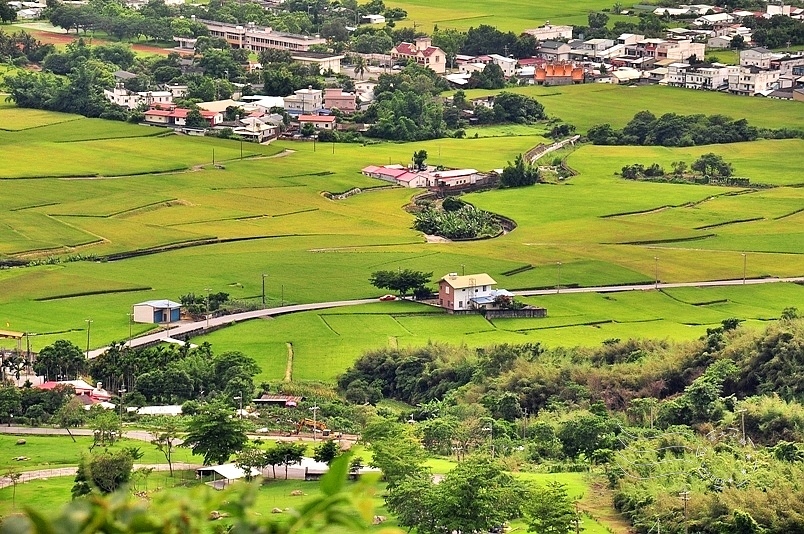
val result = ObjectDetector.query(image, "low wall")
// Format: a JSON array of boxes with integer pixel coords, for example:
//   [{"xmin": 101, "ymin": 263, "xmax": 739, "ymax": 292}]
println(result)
[{"xmin": 485, "ymin": 307, "xmax": 547, "ymax": 319}]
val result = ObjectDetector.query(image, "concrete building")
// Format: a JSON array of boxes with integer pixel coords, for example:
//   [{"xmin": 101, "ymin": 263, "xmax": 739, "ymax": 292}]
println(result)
[
  {"xmin": 104, "ymin": 84, "xmax": 173, "ymax": 110},
  {"xmin": 298, "ymin": 115, "xmax": 336, "ymax": 130},
  {"xmin": 740, "ymin": 47, "xmax": 774, "ymax": 69},
  {"xmin": 323, "ymin": 88, "xmax": 357, "ymax": 112},
  {"xmin": 390, "ymin": 37, "xmax": 447, "ymax": 74},
  {"xmin": 201, "ymin": 19, "xmax": 326, "ymax": 52},
  {"xmin": 284, "ymin": 87, "xmax": 323, "ymax": 115},
  {"xmin": 534, "ymin": 62, "xmax": 585, "ymax": 85},
  {"xmin": 290, "ymin": 51, "xmax": 345, "ymax": 74},
  {"xmin": 523, "ymin": 23, "xmax": 573, "ymax": 41},
  {"xmin": 536, "ymin": 40, "xmax": 572, "ymax": 62},
  {"xmin": 133, "ymin": 300, "xmax": 182, "ymax": 324},
  {"xmin": 729, "ymin": 66, "xmax": 782, "ymax": 95},
  {"xmin": 684, "ymin": 64, "xmax": 734, "ymax": 90}
]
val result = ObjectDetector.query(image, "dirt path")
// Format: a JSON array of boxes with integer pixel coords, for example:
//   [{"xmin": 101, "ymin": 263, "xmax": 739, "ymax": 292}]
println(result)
[
  {"xmin": 284, "ymin": 342, "xmax": 294, "ymax": 382},
  {"xmin": 16, "ymin": 25, "xmax": 171, "ymax": 56}
]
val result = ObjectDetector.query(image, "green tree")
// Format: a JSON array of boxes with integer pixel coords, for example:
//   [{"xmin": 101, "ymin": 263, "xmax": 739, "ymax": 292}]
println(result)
[
  {"xmin": 72, "ymin": 450, "xmax": 135, "ymax": 497},
  {"xmin": 692, "ymin": 153, "xmax": 734, "ymax": 177},
  {"xmin": 0, "ymin": 0, "xmax": 17, "ymax": 23},
  {"xmin": 369, "ymin": 269, "xmax": 432, "ymax": 297},
  {"xmin": 54, "ymin": 396, "xmax": 87, "ymax": 443},
  {"xmin": 183, "ymin": 402, "xmax": 248, "ymax": 465},
  {"xmin": 314, "ymin": 439, "xmax": 340, "ymax": 465},
  {"xmin": 412, "ymin": 149, "xmax": 427, "ymax": 170},
  {"xmin": 273, "ymin": 441, "xmax": 307, "ymax": 479},
  {"xmin": 34, "ymin": 339, "xmax": 86, "ymax": 381},
  {"xmin": 0, "ymin": 384, "xmax": 22, "ymax": 424},
  {"xmin": 235, "ymin": 446, "xmax": 267, "ymax": 481},
  {"xmin": 524, "ymin": 481, "xmax": 577, "ymax": 534},
  {"xmin": 150, "ymin": 417, "xmax": 181, "ymax": 475},
  {"xmin": 369, "ymin": 423, "xmax": 427, "ymax": 486},
  {"xmin": 89, "ymin": 409, "xmax": 122, "ymax": 448},
  {"xmin": 352, "ymin": 54, "xmax": 366, "ymax": 79},
  {"xmin": 500, "ymin": 154, "xmax": 540, "ymax": 188},
  {"xmin": 185, "ymin": 108, "xmax": 208, "ymax": 129}
]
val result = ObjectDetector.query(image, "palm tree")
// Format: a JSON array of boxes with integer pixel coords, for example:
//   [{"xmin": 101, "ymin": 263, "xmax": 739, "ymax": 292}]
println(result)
[{"xmin": 353, "ymin": 55, "xmax": 366, "ymax": 80}]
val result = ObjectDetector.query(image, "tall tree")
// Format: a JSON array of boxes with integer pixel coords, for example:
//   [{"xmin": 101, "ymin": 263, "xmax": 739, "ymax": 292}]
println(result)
[
  {"xmin": 183, "ymin": 402, "xmax": 248, "ymax": 465},
  {"xmin": 34, "ymin": 340, "xmax": 86, "ymax": 381},
  {"xmin": 54, "ymin": 397, "xmax": 87, "ymax": 443},
  {"xmin": 523, "ymin": 481, "xmax": 577, "ymax": 534},
  {"xmin": 150, "ymin": 417, "xmax": 181, "ymax": 475}
]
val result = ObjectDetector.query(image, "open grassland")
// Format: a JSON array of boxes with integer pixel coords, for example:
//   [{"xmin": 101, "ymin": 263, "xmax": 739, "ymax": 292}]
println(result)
[
  {"xmin": 460, "ymin": 84, "xmax": 804, "ymax": 131},
  {"xmin": 0, "ymin": 434, "xmax": 203, "ymax": 472},
  {"xmin": 386, "ymin": 0, "xmax": 624, "ymax": 31},
  {"xmin": 0, "ymin": 101, "xmax": 82, "ymax": 131},
  {"xmin": 194, "ymin": 283, "xmax": 804, "ymax": 383},
  {"xmin": 0, "ymin": 106, "xmax": 802, "ymax": 351}
]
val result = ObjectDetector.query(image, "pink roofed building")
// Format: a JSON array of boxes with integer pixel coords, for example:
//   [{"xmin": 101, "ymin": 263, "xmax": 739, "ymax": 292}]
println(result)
[
  {"xmin": 298, "ymin": 114, "xmax": 336, "ymax": 130},
  {"xmin": 143, "ymin": 105, "xmax": 222, "ymax": 128},
  {"xmin": 391, "ymin": 37, "xmax": 447, "ymax": 74}
]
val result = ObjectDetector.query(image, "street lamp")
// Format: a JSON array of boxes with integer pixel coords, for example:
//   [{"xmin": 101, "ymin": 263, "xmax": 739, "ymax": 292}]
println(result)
[
  {"xmin": 310, "ymin": 403, "xmax": 320, "ymax": 442},
  {"xmin": 741, "ymin": 253, "xmax": 747, "ymax": 285},
  {"xmin": 556, "ymin": 262, "xmax": 562, "ymax": 294},
  {"xmin": 119, "ymin": 388, "xmax": 126, "ymax": 418},
  {"xmin": 85, "ymin": 319, "xmax": 93, "ymax": 358},
  {"xmin": 483, "ymin": 425, "xmax": 494, "ymax": 458},
  {"xmin": 233, "ymin": 392, "xmax": 243, "ymax": 419},
  {"xmin": 262, "ymin": 274, "xmax": 268, "ymax": 307}
]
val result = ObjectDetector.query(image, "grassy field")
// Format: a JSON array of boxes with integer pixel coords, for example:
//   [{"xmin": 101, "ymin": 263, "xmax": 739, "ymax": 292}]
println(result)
[
  {"xmin": 460, "ymin": 84, "xmax": 804, "ymax": 131},
  {"xmin": 386, "ymin": 0, "xmax": 627, "ymax": 31},
  {"xmin": 0, "ymin": 434, "xmax": 204, "ymax": 472},
  {"xmin": 0, "ymin": 103, "xmax": 801, "ymax": 352},
  {"xmin": 193, "ymin": 283, "xmax": 804, "ymax": 383}
]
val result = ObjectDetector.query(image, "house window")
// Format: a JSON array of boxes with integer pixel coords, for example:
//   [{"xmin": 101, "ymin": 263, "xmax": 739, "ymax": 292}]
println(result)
[
  {"xmin": 458, "ymin": 301, "xmax": 463, "ymax": 308},
  {"xmin": 445, "ymin": 286, "xmax": 450, "ymax": 294}
]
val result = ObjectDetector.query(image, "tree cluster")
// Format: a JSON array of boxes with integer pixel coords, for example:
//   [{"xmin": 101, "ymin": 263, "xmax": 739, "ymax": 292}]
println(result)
[
  {"xmin": 0, "ymin": 30, "xmax": 54, "ymax": 64},
  {"xmin": 88, "ymin": 342, "xmax": 259, "ymax": 405},
  {"xmin": 413, "ymin": 205, "xmax": 501, "ymax": 240},
  {"xmin": 587, "ymin": 110, "xmax": 775, "ymax": 147},
  {"xmin": 744, "ymin": 14, "xmax": 804, "ymax": 48},
  {"xmin": 500, "ymin": 154, "xmax": 541, "ymax": 188}
]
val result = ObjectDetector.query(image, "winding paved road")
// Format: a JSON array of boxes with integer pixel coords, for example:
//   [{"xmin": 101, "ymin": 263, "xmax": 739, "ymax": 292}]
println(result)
[{"xmin": 87, "ymin": 277, "xmax": 804, "ymax": 358}]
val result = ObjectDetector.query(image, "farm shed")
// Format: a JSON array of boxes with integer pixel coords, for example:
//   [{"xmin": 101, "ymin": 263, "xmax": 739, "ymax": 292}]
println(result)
[{"xmin": 133, "ymin": 300, "xmax": 181, "ymax": 324}]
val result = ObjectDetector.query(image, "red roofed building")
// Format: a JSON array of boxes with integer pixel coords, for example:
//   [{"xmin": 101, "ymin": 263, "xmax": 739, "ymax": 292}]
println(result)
[
  {"xmin": 298, "ymin": 114, "xmax": 336, "ymax": 130},
  {"xmin": 535, "ymin": 63, "xmax": 585, "ymax": 86},
  {"xmin": 144, "ymin": 105, "xmax": 222, "ymax": 128},
  {"xmin": 391, "ymin": 37, "xmax": 447, "ymax": 74}
]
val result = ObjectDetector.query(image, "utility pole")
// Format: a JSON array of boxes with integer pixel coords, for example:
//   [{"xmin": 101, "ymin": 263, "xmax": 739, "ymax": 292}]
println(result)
[
  {"xmin": 234, "ymin": 392, "xmax": 243, "ymax": 419},
  {"xmin": 556, "ymin": 261, "xmax": 562, "ymax": 294},
  {"xmin": 679, "ymin": 491, "xmax": 690, "ymax": 534},
  {"xmin": 119, "ymin": 388, "xmax": 126, "ymax": 418},
  {"xmin": 654, "ymin": 256, "xmax": 659, "ymax": 289},
  {"xmin": 522, "ymin": 407, "xmax": 529, "ymax": 441},
  {"xmin": 741, "ymin": 253, "xmax": 747, "ymax": 284},
  {"xmin": 127, "ymin": 312, "xmax": 133, "ymax": 347},
  {"xmin": 310, "ymin": 403, "xmax": 320, "ymax": 442},
  {"xmin": 85, "ymin": 319, "xmax": 92, "ymax": 359},
  {"xmin": 262, "ymin": 273, "xmax": 267, "ymax": 306}
]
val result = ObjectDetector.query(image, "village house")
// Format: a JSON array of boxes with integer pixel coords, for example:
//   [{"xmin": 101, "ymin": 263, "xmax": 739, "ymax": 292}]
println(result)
[
  {"xmin": 323, "ymin": 88, "xmax": 357, "ymax": 112},
  {"xmin": 536, "ymin": 40, "xmax": 572, "ymax": 62},
  {"xmin": 741, "ymin": 47, "xmax": 774, "ymax": 69},
  {"xmin": 534, "ymin": 62, "xmax": 585, "ymax": 85},
  {"xmin": 298, "ymin": 114, "xmax": 336, "ymax": 130},
  {"xmin": 218, "ymin": 116, "xmax": 278, "ymax": 143},
  {"xmin": 284, "ymin": 87, "xmax": 324, "ymax": 115},
  {"xmin": 437, "ymin": 273, "xmax": 514, "ymax": 312},
  {"xmin": 523, "ymin": 22, "xmax": 573, "ymax": 41},
  {"xmin": 104, "ymin": 84, "xmax": 173, "ymax": 110},
  {"xmin": 361, "ymin": 165, "xmax": 428, "ymax": 188},
  {"xmin": 728, "ymin": 66, "xmax": 782, "ymax": 95},
  {"xmin": 390, "ymin": 37, "xmax": 447, "ymax": 74}
]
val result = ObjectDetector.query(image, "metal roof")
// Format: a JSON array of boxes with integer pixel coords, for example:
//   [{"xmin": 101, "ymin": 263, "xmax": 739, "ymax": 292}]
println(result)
[
  {"xmin": 439, "ymin": 273, "xmax": 497, "ymax": 289},
  {"xmin": 135, "ymin": 300, "xmax": 182, "ymax": 308}
]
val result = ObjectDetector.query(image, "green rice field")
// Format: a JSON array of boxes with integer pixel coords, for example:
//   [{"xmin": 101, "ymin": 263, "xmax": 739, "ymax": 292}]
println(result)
[
  {"xmin": 194, "ymin": 283, "xmax": 804, "ymax": 383},
  {"xmin": 0, "ymin": 101, "xmax": 801, "ymax": 353}
]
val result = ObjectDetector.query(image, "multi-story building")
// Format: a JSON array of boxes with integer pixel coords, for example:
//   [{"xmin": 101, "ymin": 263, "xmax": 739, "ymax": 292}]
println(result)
[
  {"xmin": 523, "ymin": 23, "xmax": 573, "ymax": 41},
  {"xmin": 323, "ymin": 88, "xmax": 357, "ymax": 113},
  {"xmin": 740, "ymin": 47, "xmax": 774, "ymax": 69},
  {"xmin": 390, "ymin": 37, "xmax": 447, "ymax": 74},
  {"xmin": 104, "ymin": 84, "xmax": 173, "ymax": 110},
  {"xmin": 283, "ymin": 88, "xmax": 323, "ymax": 115},
  {"xmin": 684, "ymin": 65, "xmax": 735, "ymax": 90},
  {"xmin": 728, "ymin": 66, "xmax": 782, "ymax": 95},
  {"xmin": 200, "ymin": 19, "xmax": 326, "ymax": 52}
]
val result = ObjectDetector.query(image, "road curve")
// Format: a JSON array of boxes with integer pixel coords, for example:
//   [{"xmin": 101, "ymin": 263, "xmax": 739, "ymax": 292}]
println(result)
[
  {"xmin": 87, "ymin": 277, "xmax": 804, "ymax": 358},
  {"xmin": 0, "ymin": 462, "xmax": 202, "ymax": 489}
]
